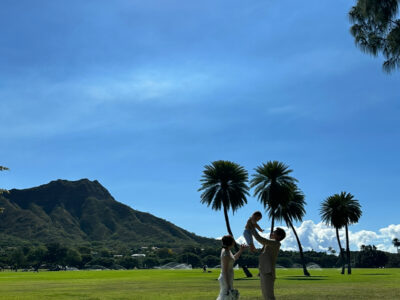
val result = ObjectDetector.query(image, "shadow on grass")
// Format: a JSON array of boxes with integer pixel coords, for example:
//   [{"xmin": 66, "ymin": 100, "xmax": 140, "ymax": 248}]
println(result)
[
  {"xmin": 360, "ymin": 273, "xmax": 392, "ymax": 276},
  {"xmin": 282, "ymin": 275, "xmax": 328, "ymax": 281},
  {"xmin": 212, "ymin": 278, "xmax": 260, "ymax": 282},
  {"xmin": 234, "ymin": 275, "xmax": 329, "ymax": 281}
]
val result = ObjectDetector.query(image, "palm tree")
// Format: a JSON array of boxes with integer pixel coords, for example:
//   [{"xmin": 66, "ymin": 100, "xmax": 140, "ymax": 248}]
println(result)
[
  {"xmin": 393, "ymin": 238, "xmax": 400, "ymax": 253},
  {"xmin": 320, "ymin": 194, "xmax": 347, "ymax": 274},
  {"xmin": 341, "ymin": 192, "xmax": 361, "ymax": 275},
  {"xmin": 198, "ymin": 160, "xmax": 251, "ymax": 276},
  {"xmin": 274, "ymin": 184, "xmax": 310, "ymax": 276},
  {"xmin": 327, "ymin": 246, "xmax": 336, "ymax": 255},
  {"xmin": 250, "ymin": 161, "xmax": 297, "ymax": 234},
  {"xmin": 320, "ymin": 192, "xmax": 362, "ymax": 275},
  {"xmin": 349, "ymin": 0, "xmax": 400, "ymax": 73}
]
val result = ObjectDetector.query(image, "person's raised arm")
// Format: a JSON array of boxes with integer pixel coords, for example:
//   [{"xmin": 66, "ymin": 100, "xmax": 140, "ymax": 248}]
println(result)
[
  {"xmin": 254, "ymin": 223, "xmax": 264, "ymax": 232},
  {"xmin": 251, "ymin": 228, "xmax": 276, "ymax": 246},
  {"xmin": 233, "ymin": 244, "xmax": 246, "ymax": 260}
]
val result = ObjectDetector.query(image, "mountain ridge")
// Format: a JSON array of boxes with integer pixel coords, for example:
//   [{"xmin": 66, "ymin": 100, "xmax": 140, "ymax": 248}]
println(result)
[{"xmin": 0, "ymin": 179, "xmax": 218, "ymax": 248}]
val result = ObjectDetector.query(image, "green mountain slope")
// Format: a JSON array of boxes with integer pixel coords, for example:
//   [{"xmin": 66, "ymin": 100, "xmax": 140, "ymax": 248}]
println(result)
[{"xmin": 0, "ymin": 179, "xmax": 217, "ymax": 248}]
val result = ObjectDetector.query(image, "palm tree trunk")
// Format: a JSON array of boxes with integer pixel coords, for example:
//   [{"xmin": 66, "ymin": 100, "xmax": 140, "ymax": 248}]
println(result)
[
  {"xmin": 270, "ymin": 215, "xmax": 275, "ymax": 235},
  {"xmin": 289, "ymin": 220, "xmax": 310, "ymax": 276},
  {"xmin": 223, "ymin": 206, "xmax": 234, "ymax": 236},
  {"xmin": 335, "ymin": 228, "xmax": 345, "ymax": 275},
  {"xmin": 345, "ymin": 224, "xmax": 351, "ymax": 274},
  {"xmin": 223, "ymin": 205, "xmax": 252, "ymax": 278}
]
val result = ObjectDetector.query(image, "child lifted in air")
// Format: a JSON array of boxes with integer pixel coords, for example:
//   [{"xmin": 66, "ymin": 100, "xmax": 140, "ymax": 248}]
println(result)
[{"xmin": 243, "ymin": 211, "xmax": 264, "ymax": 252}]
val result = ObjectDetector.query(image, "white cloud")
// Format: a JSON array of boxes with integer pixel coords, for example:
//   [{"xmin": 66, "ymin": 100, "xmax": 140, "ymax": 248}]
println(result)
[
  {"xmin": 235, "ymin": 220, "xmax": 400, "ymax": 253},
  {"xmin": 350, "ymin": 230, "xmax": 379, "ymax": 250},
  {"xmin": 379, "ymin": 224, "xmax": 400, "ymax": 239}
]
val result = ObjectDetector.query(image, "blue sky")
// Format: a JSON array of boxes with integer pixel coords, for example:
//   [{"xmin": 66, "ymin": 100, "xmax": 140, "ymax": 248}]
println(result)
[{"xmin": 1, "ymin": 0, "xmax": 400, "ymax": 251}]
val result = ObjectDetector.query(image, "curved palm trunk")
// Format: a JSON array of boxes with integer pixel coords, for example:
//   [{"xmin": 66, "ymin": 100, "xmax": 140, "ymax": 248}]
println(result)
[
  {"xmin": 270, "ymin": 215, "xmax": 275, "ymax": 235},
  {"xmin": 223, "ymin": 205, "xmax": 252, "ymax": 278},
  {"xmin": 335, "ymin": 228, "xmax": 345, "ymax": 275},
  {"xmin": 223, "ymin": 205, "xmax": 234, "ymax": 237},
  {"xmin": 288, "ymin": 220, "xmax": 310, "ymax": 276},
  {"xmin": 345, "ymin": 224, "xmax": 351, "ymax": 274}
]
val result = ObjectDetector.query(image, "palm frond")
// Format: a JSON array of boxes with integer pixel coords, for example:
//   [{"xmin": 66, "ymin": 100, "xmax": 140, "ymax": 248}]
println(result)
[
  {"xmin": 274, "ymin": 184, "xmax": 306, "ymax": 225},
  {"xmin": 320, "ymin": 192, "xmax": 362, "ymax": 229},
  {"xmin": 250, "ymin": 161, "xmax": 297, "ymax": 212},
  {"xmin": 198, "ymin": 160, "xmax": 249, "ymax": 213}
]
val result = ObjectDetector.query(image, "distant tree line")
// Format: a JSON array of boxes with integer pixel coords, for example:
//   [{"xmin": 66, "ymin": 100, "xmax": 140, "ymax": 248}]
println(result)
[{"xmin": 1, "ymin": 243, "xmax": 399, "ymax": 271}]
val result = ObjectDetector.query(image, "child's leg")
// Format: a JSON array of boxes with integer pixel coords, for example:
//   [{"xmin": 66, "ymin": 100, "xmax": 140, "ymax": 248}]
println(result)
[
  {"xmin": 249, "ymin": 236, "xmax": 258, "ymax": 252},
  {"xmin": 243, "ymin": 230, "xmax": 253, "ymax": 246},
  {"xmin": 244, "ymin": 230, "xmax": 257, "ymax": 252}
]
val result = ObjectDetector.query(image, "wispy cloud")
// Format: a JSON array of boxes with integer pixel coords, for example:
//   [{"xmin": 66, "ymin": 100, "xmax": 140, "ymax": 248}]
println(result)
[
  {"xmin": 0, "ymin": 68, "xmax": 218, "ymax": 138},
  {"xmin": 81, "ymin": 70, "xmax": 214, "ymax": 104},
  {"xmin": 267, "ymin": 105, "xmax": 297, "ymax": 115}
]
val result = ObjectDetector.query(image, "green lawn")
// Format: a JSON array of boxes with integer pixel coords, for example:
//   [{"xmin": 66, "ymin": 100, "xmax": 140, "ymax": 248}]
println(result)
[{"xmin": 0, "ymin": 268, "xmax": 399, "ymax": 299}]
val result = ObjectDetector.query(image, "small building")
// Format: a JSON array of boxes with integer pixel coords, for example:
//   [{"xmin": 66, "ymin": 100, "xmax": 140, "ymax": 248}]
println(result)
[{"xmin": 131, "ymin": 254, "xmax": 146, "ymax": 258}]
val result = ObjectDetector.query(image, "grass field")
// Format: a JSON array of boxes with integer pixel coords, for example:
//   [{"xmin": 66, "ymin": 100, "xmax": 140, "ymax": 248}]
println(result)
[{"xmin": 0, "ymin": 268, "xmax": 399, "ymax": 299}]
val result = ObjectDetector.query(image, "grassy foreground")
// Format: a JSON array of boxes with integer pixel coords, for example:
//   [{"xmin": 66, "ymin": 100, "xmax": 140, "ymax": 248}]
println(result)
[{"xmin": 0, "ymin": 268, "xmax": 399, "ymax": 299}]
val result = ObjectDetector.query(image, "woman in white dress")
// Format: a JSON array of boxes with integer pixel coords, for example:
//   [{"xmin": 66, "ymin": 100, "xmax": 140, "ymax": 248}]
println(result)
[{"xmin": 217, "ymin": 235, "xmax": 246, "ymax": 300}]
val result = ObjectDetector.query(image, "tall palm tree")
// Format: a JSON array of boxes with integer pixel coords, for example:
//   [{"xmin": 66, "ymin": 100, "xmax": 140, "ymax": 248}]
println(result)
[
  {"xmin": 320, "ymin": 194, "xmax": 347, "ymax": 274},
  {"xmin": 250, "ymin": 161, "xmax": 297, "ymax": 234},
  {"xmin": 341, "ymin": 192, "xmax": 362, "ymax": 275},
  {"xmin": 198, "ymin": 160, "xmax": 252, "ymax": 276},
  {"xmin": 393, "ymin": 238, "xmax": 400, "ymax": 253},
  {"xmin": 321, "ymin": 192, "xmax": 362, "ymax": 275},
  {"xmin": 274, "ymin": 184, "xmax": 310, "ymax": 276}
]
